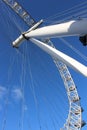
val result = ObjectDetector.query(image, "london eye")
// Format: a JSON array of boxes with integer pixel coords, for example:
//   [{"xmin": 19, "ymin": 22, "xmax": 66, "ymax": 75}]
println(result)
[{"xmin": 0, "ymin": 0, "xmax": 87, "ymax": 130}]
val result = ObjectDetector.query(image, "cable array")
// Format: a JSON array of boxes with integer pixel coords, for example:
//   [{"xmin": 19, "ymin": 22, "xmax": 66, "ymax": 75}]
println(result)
[
  {"xmin": 1, "ymin": 0, "xmax": 86, "ymax": 130},
  {"xmin": 43, "ymin": 1, "xmax": 87, "ymax": 24}
]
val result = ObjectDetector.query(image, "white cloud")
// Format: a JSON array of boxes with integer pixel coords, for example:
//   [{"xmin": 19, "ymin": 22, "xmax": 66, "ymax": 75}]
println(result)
[
  {"xmin": 12, "ymin": 88, "xmax": 23, "ymax": 101},
  {"xmin": 0, "ymin": 86, "xmax": 28, "ymax": 111},
  {"xmin": 12, "ymin": 88, "xmax": 28, "ymax": 110}
]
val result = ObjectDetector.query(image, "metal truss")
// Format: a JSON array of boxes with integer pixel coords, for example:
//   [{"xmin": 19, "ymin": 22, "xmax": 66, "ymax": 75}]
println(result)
[
  {"xmin": 2, "ymin": 0, "xmax": 36, "ymax": 26},
  {"xmin": 2, "ymin": 0, "xmax": 86, "ymax": 129},
  {"xmin": 46, "ymin": 40, "xmax": 86, "ymax": 130}
]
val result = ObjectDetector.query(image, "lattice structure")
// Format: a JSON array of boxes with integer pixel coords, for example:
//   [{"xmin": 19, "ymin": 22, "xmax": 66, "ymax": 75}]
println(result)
[
  {"xmin": 46, "ymin": 40, "xmax": 86, "ymax": 130},
  {"xmin": 2, "ymin": 0, "xmax": 86, "ymax": 129},
  {"xmin": 3, "ymin": 0, "xmax": 36, "ymax": 26}
]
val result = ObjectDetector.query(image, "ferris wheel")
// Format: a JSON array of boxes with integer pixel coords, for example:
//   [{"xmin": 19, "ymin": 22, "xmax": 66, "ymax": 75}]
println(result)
[{"xmin": 0, "ymin": 0, "xmax": 87, "ymax": 130}]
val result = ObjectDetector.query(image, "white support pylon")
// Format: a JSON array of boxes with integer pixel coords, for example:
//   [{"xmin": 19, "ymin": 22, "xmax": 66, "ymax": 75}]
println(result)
[
  {"xmin": 30, "ymin": 38, "xmax": 87, "ymax": 77},
  {"xmin": 12, "ymin": 19, "xmax": 87, "ymax": 47},
  {"xmin": 25, "ymin": 19, "xmax": 87, "ymax": 38},
  {"xmin": 12, "ymin": 34, "xmax": 87, "ymax": 77}
]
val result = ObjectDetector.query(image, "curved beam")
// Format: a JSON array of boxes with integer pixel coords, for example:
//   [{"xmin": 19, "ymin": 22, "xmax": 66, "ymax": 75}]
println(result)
[
  {"xmin": 42, "ymin": 40, "xmax": 83, "ymax": 130},
  {"xmin": 30, "ymin": 38, "xmax": 87, "ymax": 77}
]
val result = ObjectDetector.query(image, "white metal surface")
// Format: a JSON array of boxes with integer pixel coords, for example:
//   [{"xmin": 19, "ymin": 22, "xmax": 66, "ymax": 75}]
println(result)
[
  {"xmin": 12, "ymin": 32, "xmax": 87, "ymax": 77},
  {"xmin": 12, "ymin": 20, "xmax": 43, "ymax": 47},
  {"xmin": 12, "ymin": 34, "xmax": 24, "ymax": 47},
  {"xmin": 25, "ymin": 19, "xmax": 87, "ymax": 38},
  {"xmin": 30, "ymin": 38, "xmax": 87, "ymax": 77}
]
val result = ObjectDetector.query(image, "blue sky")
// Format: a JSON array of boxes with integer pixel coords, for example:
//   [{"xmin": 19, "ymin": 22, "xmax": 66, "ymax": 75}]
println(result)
[{"xmin": 0, "ymin": 0, "xmax": 87, "ymax": 130}]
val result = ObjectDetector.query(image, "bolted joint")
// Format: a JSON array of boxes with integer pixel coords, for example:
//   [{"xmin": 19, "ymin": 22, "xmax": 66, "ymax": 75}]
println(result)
[
  {"xmin": 12, "ymin": 19, "xmax": 43, "ymax": 48},
  {"xmin": 22, "ymin": 33, "xmax": 29, "ymax": 40}
]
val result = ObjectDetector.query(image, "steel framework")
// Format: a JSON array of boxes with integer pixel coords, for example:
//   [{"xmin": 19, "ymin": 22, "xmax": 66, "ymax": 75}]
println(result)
[
  {"xmin": 2, "ymin": 0, "xmax": 86, "ymax": 129},
  {"xmin": 48, "ymin": 41, "xmax": 85, "ymax": 130}
]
